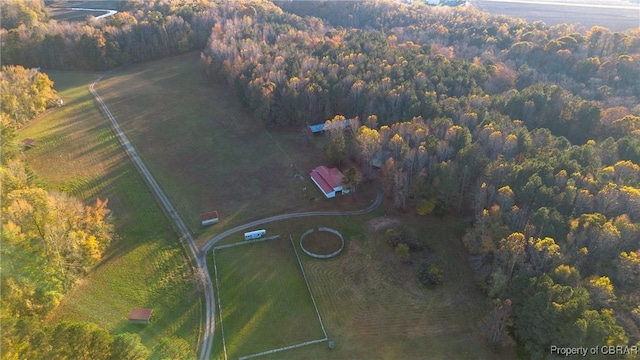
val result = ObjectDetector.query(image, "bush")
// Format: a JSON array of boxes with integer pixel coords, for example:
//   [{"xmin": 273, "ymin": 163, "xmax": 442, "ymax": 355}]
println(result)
[
  {"xmin": 419, "ymin": 263, "xmax": 444, "ymax": 287},
  {"xmin": 395, "ymin": 243, "xmax": 410, "ymax": 263}
]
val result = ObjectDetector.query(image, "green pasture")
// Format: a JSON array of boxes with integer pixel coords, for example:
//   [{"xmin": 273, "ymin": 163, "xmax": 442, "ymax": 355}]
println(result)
[
  {"xmin": 90, "ymin": 53, "xmax": 326, "ymax": 243},
  {"xmin": 18, "ymin": 71, "xmax": 200, "ymax": 355},
  {"xmin": 212, "ymin": 237, "xmax": 325, "ymax": 359}
]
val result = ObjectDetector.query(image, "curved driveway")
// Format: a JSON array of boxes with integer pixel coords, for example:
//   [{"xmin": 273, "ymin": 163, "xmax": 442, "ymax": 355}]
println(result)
[{"xmin": 91, "ymin": 73, "xmax": 382, "ymax": 360}]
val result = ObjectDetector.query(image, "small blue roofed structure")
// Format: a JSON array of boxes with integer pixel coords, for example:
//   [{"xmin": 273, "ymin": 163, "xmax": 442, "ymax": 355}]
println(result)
[
  {"xmin": 244, "ymin": 229, "xmax": 266, "ymax": 241},
  {"xmin": 308, "ymin": 118, "xmax": 352, "ymax": 134}
]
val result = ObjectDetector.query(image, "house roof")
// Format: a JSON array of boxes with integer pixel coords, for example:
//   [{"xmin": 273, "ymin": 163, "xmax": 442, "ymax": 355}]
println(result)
[
  {"xmin": 370, "ymin": 150, "xmax": 393, "ymax": 168},
  {"xmin": 128, "ymin": 308, "xmax": 153, "ymax": 322},
  {"xmin": 310, "ymin": 166, "xmax": 344, "ymax": 195}
]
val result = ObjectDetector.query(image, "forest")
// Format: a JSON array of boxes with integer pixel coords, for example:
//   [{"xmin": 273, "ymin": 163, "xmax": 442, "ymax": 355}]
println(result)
[{"xmin": 2, "ymin": 0, "xmax": 639, "ymax": 359}]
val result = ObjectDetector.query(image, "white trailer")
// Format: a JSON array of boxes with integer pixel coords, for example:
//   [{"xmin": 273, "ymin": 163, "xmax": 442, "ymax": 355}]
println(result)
[{"xmin": 244, "ymin": 229, "xmax": 266, "ymax": 241}]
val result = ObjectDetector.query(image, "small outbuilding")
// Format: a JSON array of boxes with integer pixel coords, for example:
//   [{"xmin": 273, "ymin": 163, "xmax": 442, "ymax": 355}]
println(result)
[
  {"xmin": 128, "ymin": 308, "xmax": 153, "ymax": 324},
  {"xmin": 200, "ymin": 211, "xmax": 219, "ymax": 227},
  {"xmin": 22, "ymin": 138, "xmax": 36, "ymax": 149},
  {"xmin": 308, "ymin": 118, "xmax": 352, "ymax": 134}
]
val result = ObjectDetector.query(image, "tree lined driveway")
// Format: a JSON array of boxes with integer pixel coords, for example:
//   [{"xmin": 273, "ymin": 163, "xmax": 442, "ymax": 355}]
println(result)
[{"xmin": 91, "ymin": 73, "xmax": 382, "ymax": 360}]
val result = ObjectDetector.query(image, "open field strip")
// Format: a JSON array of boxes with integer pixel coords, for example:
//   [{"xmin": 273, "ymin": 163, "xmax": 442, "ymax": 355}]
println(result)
[
  {"xmin": 73, "ymin": 52, "xmax": 381, "ymax": 359},
  {"xmin": 19, "ymin": 71, "xmax": 200, "ymax": 355},
  {"xmin": 89, "ymin": 73, "xmax": 216, "ymax": 359},
  {"xmin": 212, "ymin": 236, "xmax": 326, "ymax": 360}
]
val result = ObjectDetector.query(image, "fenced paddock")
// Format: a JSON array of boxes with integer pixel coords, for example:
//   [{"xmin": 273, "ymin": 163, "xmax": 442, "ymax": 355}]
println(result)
[{"xmin": 212, "ymin": 236, "xmax": 327, "ymax": 359}]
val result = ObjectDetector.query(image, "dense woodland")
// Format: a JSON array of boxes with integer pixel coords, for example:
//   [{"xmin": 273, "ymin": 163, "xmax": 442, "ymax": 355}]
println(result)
[
  {"xmin": 0, "ymin": 0, "xmax": 216, "ymax": 70},
  {"xmin": 2, "ymin": 0, "xmax": 640, "ymax": 359}
]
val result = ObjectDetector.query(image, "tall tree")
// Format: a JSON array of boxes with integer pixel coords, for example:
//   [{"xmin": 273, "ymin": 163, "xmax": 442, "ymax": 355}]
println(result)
[
  {"xmin": 1, "ymin": 65, "xmax": 57, "ymax": 128},
  {"xmin": 342, "ymin": 167, "xmax": 362, "ymax": 193},
  {"xmin": 356, "ymin": 126, "xmax": 381, "ymax": 176},
  {"xmin": 498, "ymin": 232, "xmax": 527, "ymax": 280}
]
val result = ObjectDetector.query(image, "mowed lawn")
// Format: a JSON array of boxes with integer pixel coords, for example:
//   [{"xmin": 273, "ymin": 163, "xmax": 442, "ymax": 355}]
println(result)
[
  {"xmin": 213, "ymin": 237, "xmax": 325, "ymax": 359},
  {"xmin": 91, "ymin": 52, "xmax": 330, "ymax": 245},
  {"xmin": 18, "ymin": 71, "xmax": 201, "ymax": 355}
]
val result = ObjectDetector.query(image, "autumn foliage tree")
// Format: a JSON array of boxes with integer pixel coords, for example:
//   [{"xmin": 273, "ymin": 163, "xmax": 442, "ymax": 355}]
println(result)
[{"xmin": 1, "ymin": 65, "xmax": 58, "ymax": 128}]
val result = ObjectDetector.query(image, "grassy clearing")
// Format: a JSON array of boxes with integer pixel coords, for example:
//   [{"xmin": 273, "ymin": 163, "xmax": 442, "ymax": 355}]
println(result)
[
  {"xmin": 18, "ymin": 70, "xmax": 201, "ymax": 354},
  {"xmin": 210, "ymin": 214, "xmax": 510, "ymax": 360},
  {"xmin": 213, "ymin": 237, "xmax": 325, "ymax": 359},
  {"xmin": 90, "ymin": 52, "xmax": 374, "ymax": 246}
]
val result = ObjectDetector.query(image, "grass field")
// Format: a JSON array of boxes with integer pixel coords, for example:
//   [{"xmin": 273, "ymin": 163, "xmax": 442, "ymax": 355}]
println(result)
[
  {"xmin": 262, "ymin": 215, "xmax": 510, "ymax": 360},
  {"xmin": 18, "ymin": 70, "xmax": 201, "ymax": 355},
  {"xmin": 212, "ymin": 237, "xmax": 326, "ymax": 359},
  {"xmin": 209, "ymin": 214, "xmax": 515, "ymax": 360},
  {"xmin": 90, "ymin": 52, "xmax": 373, "ymax": 246}
]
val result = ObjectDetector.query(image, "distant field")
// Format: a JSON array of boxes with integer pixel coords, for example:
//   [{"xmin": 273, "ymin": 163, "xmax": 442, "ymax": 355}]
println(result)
[
  {"xmin": 18, "ymin": 71, "xmax": 200, "ymax": 355},
  {"xmin": 212, "ymin": 237, "xmax": 326, "ymax": 359},
  {"xmin": 47, "ymin": 1, "xmax": 121, "ymax": 22},
  {"xmin": 469, "ymin": 0, "xmax": 640, "ymax": 32}
]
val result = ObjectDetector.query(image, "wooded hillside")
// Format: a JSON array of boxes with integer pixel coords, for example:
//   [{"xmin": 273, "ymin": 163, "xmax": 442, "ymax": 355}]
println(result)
[{"xmin": 199, "ymin": 1, "xmax": 640, "ymax": 357}]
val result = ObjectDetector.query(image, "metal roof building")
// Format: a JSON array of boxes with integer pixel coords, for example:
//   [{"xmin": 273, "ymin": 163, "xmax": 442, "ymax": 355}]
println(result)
[{"xmin": 309, "ymin": 166, "xmax": 344, "ymax": 198}]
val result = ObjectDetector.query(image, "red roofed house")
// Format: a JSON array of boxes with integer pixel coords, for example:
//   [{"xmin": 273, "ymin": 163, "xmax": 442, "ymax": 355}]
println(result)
[{"xmin": 310, "ymin": 166, "xmax": 345, "ymax": 198}]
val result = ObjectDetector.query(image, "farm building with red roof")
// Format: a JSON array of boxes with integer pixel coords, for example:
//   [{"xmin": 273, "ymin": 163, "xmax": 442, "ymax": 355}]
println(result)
[{"xmin": 309, "ymin": 166, "xmax": 344, "ymax": 198}]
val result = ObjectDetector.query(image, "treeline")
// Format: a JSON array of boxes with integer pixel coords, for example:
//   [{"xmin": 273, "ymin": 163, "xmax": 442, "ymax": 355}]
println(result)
[
  {"xmin": 1, "ymin": 65, "xmax": 58, "ymax": 129},
  {"xmin": 0, "ymin": 65, "xmax": 198, "ymax": 358},
  {"xmin": 0, "ymin": 0, "xmax": 217, "ymax": 70},
  {"xmin": 0, "ymin": 138, "xmax": 127, "ymax": 359},
  {"xmin": 2, "ymin": 318, "xmax": 150, "ymax": 360},
  {"xmin": 277, "ymin": 1, "xmax": 640, "ymax": 102},
  {"xmin": 0, "ymin": 66, "xmax": 157, "ymax": 358},
  {"xmin": 200, "ymin": 1, "xmax": 640, "ymax": 357}
]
